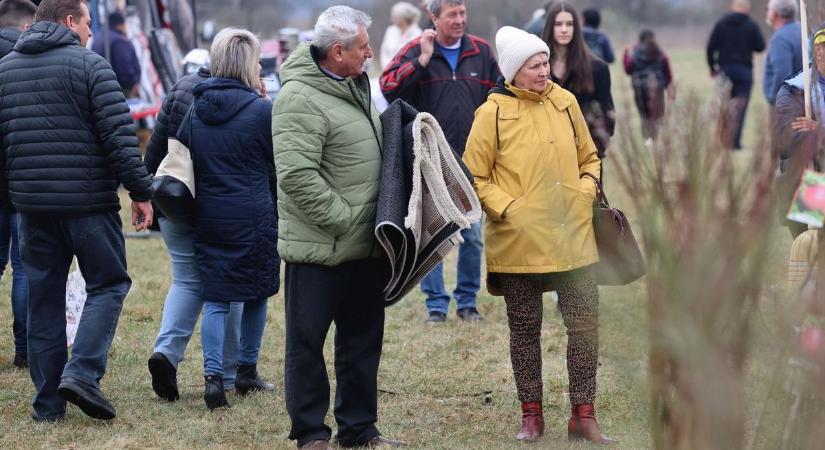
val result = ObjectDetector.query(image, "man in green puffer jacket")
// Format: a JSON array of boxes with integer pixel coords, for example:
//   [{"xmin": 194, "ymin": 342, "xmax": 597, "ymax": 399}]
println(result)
[{"xmin": 272, "ymin": 6, "xmax": 405, "ymax": 450}]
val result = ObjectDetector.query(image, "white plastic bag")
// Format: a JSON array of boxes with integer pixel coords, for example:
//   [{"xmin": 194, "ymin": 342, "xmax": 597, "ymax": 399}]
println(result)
[{"xmin": 65, "ymin": 268, "xmax": 86, "ymax": 347}]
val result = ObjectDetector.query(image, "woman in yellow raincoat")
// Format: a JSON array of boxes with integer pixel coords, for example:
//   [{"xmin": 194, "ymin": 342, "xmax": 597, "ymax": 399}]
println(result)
[{"xmin": 462, "ymin": 26, "xmax": 612, "ymax": 445}]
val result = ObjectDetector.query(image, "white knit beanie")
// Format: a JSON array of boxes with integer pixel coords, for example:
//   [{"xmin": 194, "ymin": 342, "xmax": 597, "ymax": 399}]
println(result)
[{"xmin": 495, "ymin": 26, "xmax": 550, "ymax": 83}]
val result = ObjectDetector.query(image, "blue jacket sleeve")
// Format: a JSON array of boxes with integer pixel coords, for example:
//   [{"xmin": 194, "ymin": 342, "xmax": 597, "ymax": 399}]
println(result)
[{"xmin": 764, "ymin": 36, "xmax": 794, "ymax": 104}]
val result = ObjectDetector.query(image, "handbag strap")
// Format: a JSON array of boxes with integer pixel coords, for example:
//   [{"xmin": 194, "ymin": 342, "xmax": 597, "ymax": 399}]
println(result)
[{"xmin": 581, "ymin": 172, "xmax": 609, "ymax": 207}]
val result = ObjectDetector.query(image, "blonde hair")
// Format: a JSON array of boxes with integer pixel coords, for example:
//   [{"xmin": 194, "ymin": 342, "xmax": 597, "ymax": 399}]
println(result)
[
  {"xmin": 391, "ymin": 2, "xmax": 421, "ymax": 25},
  {"xmin": 209, "ymin": 27, "xmax": 261, "ymax": 89}
]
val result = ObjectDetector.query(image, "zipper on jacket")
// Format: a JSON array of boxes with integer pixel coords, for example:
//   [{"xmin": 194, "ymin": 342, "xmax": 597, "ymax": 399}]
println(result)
[{"xmin": 452, "ymin": 71, "xmax": 456, "ymax": 81}]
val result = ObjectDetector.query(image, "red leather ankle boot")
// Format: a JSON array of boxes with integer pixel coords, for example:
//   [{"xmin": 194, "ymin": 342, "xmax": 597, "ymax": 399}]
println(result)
[
  {"xmin": 516, "ymin": 402, "xmax": 544, "ymax": 442},
  {"xmin": 568, "ymin": 404, "xmax": 616, "ymax": 445}
]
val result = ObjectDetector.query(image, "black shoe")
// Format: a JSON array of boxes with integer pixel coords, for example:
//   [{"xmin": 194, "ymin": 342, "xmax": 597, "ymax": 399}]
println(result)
[
  {"xmin": 456, "ymin": 307, "xmax": 484, "ymax": 322},
  {"xmin": 148, "ymin": 352, "xmax": 180, "ymax": 401},
  {"xmin": 57, "ymin": 380, "xmax": 116, "ymax": 420},
  {"xmin": 204, "ymin": 375, "xmax": 230, "ymax": 410},
  {"xmin": 235, "ymin": 363, "xmax": 275, "ymax": 395},
  {"xmin": 13, "ymin": 352, "xmax": 27, "ymax": 369},
  {"xmin": 425, "ymin": 311, "xmax": 447, "ymax": 324}
]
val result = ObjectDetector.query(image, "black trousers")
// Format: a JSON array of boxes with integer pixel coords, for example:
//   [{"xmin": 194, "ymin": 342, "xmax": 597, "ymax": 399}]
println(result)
[{"xmin": 285, "ymin": 258, "xmax": 388, "ymax": 447}]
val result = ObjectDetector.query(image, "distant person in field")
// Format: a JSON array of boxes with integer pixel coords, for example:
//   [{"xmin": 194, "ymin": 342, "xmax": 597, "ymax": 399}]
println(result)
[
  {"xmin": 774, "ymin": 26, "xmax": 825, "ymax": 238},
  {"xmin": 524, "ymin": 1, "xmax": 550, "ymax": 37},
  {"xmin": 91, "ymin": 11, "xmax": 140, "ymax": 97},
  {"xmin": 541, "ymin": 0, "xmax": 615, "ymax": 161},
  {"xmin": 706, "ymin": 0, "xmax": 766, "ymax": 149},
  {"xmin": 0, "ymin": 0, "xmax": 35, "ymax": 372},
  {"xmin": 379, "ymin": 2, "xmax": 422, "ymax": 70},
  {"xmin": 624, "ymin": 29, "xmax": 673, "ymax": 139},
  {"xmin": 763, "ymin": 0, "xmax": 803, "ymax": 106},
  {"xmin": 581, "ymin": 8, "xmax": 615, "ymax": 64}
]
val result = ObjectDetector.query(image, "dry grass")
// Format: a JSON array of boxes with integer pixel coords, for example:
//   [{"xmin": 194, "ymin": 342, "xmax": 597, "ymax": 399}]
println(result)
[{"xmin": 0, "ymin": 49, "xmax": 795, "ymax": 449}]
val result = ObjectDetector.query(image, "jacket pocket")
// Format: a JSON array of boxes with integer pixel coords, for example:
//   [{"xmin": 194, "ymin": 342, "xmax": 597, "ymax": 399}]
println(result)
[{"xmin": 505, "ymin": 195, "xmax": 529, "ymax": 219}]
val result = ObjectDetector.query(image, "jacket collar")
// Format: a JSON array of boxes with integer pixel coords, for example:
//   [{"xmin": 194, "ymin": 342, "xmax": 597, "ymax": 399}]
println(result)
[
  {"xmin": 432, "ymin": 34, "xmax": 480, "ymax": 64},
  {"xmin": 490, "ymin": 78, "xmax": 572, "ymax": 112}
]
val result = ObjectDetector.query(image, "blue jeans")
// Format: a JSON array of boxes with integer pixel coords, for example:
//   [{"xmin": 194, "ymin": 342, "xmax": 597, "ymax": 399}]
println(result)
[
  {"xmin": 421, "ymin": 221, "xmax": 482, "ymax": 314},
  {"xmin": 0, "ymin": 211, "xmax": 27, "ymax": 353},
  {"xmin": 202, "ymin": 297, "xmax": 268, "ymax": 377},
  {"xmin": 20, "ymin": 212, "xmax": 131, "ymax": 420},
  {"xmin": 152, "ymin": 217, "xmax": 241, "ymax": 387}
]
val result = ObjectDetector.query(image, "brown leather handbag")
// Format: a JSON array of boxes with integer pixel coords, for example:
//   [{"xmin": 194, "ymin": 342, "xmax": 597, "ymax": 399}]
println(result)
[{"xmin": 582, "ymin": 173, "xmax": 647, "ymax": 286}]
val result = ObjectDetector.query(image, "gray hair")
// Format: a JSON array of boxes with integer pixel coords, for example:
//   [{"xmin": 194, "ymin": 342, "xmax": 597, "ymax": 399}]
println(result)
[
  {"xmin": 768, "ymin": 0, "xmax": 797, "ymax": 20},
  {"xmin": 210, "ymin": 28, "xmax": 261, "ymax": 89},
  {"xmin": 428, "ymin": 0, "xmax": 465, "ymax": 18},
  {"xmin": 391, "ymin": 2, "xmax": 421, "ymax": 25},
  {"xmin": 314, "ymin": 6, "xmax": 372, "ymax": 59}
]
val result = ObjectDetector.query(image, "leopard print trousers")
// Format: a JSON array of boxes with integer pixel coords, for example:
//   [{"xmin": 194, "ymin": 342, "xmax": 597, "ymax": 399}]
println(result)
[{"xmin": 498, "ymin": 271, "xmax": 599, "ymax": 406}]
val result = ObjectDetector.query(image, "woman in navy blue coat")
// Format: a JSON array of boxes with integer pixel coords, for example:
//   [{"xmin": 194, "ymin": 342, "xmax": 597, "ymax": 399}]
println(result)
[{"xmin": 178, "ymin": 28, "xmax": 279, "ymax": 410}]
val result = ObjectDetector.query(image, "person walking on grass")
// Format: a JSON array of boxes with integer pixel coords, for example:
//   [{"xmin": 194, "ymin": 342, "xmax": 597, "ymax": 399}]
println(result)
[
  {"xmin": 463, "ymin": 26, "xmax": 612, "ymax": 445},
  {"xmin": 623, "ymin": 29, "xmax": 673, "ymax": 139},
  {"xmin": 274, "ymin": 6, "xmax": 405, "ymax": 449},
  {"xmin": 143, "ymin": 51, "xmax": 265, "ymax": 402},
  {"xmin": 174, "ymin": 27, "xmax": 279, "ymax": 410},
  {"xmin": 581, "ymin": 8, "xmax": 615, "ymax": 64},
  {"xmin": 0, "ymin": 0, "xmax": 153, "ymax": 422},
  {"xmin": 0, "ymin": 0, "xmax": 35, "ymax": 371},
  {"xmin": 764, "ymin": 0, "xmax": 803, "ymax": 108},
  {"xmin": 706, "ymin": 0, "xmax": 766, "ymax": 149},
  {"xmin": 381, "ymin": 0, "xmax": 500, "ymax": 324},
  {"xmin": 542, "ymin": 1, "xmax": 615, "ymax": 162}
]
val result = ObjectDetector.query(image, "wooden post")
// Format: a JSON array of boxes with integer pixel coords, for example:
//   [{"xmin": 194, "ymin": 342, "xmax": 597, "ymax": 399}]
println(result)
[{"xmin": 801, "ymin": 0, "xmax": 811, "ymax": 118}]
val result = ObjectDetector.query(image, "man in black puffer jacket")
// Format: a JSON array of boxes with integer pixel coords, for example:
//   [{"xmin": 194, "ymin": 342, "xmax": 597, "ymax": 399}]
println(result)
[
  {"xmin": 0, "ymin": 0, "xmax": 153, "ymax": 423},
  {"xmin": 0, "ymin": 0, "xmax": 36, "ymax": 371}
]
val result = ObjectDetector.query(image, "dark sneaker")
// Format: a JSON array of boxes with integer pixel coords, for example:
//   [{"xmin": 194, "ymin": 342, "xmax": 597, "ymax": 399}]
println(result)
[
  {"xmin": 425, "ymin": 311, "xmax": 447, "ymax": 324},
  {"xmin": 148, "ymin": 352, "xmax": 180, "ymax": 401},
  {"xmin": 456, "ymin": 307, "xmax": 484, "ymax": 322},
  {"xmin": 235, "ymin": 363, "xmax": 275, "ymax": 395},
  {"xmin": 57, "ymin": 380, "xmax": 116, "ymax": 420},
  {"xmin": 13, "ymin": 352, "xmax": 28, "ymax": 369}
]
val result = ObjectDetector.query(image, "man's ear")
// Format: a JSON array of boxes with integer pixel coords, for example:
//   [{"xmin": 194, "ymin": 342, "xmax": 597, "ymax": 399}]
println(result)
[
  {"xmin": 64, "ymin": 14, "xmax": 75, "ymax": 29},
  {"xmin": 331, "ymin": 42, "xmax": 345, "ymax": 62}
]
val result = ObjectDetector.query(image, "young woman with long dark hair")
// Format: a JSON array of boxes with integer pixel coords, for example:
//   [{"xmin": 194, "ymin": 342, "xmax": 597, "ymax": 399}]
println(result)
[{"xmin": 541, "ymin": 1, "xmax": 615, "ymax": 160}]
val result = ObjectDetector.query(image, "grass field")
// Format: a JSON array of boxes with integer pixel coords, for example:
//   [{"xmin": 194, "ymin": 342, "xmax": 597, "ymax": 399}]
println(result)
[{"xmin": 0, "ymin": 49, "xmax": 796, "ymax": 449}]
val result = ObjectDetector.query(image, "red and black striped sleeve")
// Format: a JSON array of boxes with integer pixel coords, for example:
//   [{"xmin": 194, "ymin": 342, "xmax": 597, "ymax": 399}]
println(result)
[{"xmin": 380, "ymin": 38, "xmax": 426, "ymax": 102}]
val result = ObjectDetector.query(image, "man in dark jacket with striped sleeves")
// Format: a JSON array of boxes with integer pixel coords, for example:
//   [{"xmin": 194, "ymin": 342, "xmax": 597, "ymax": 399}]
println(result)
[
  {"xmin": 0, "ymin": 0, "xmax": 153, "ymax": 423},
  {"xmin": 381, "ymin": 0, "xmax": 499, "ymax": 324}
]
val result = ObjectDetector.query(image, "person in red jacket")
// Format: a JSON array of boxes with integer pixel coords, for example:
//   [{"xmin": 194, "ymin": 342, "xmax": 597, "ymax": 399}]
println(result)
[{"xmin": 381, "ymin": 0, "xmax": 500, "ymax": 324}]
